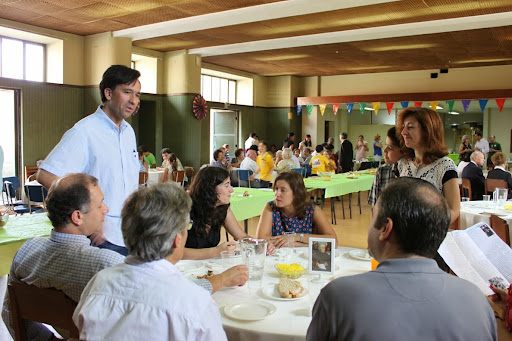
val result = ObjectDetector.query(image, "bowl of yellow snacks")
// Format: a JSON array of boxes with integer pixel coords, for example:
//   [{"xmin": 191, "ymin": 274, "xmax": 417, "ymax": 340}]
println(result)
[
  {"xmin": 317, "ymin": 172, "xmax": 332, "ymax": 181},
  {"xmin": 275, "ymin": 263, "xmax": 306, "ymax": 279}
]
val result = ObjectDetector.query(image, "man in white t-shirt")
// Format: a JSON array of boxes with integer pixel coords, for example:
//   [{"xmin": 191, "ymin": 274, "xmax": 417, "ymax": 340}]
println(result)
[
  {"xmin": 240, "ymin": 149, "xmax": 260, "ymax": 187},
  {"xmin": 244, "ymin": 132, "xmax": 257, "ymax": 152},
  {"xmin": 474, "ymin": 131, "xmax": 489, "ymax": 163}
]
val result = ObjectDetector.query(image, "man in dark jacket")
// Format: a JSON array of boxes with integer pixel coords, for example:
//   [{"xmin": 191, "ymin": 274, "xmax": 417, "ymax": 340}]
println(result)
[
  {"xmin": 338, "ymin": 132, "xmax": 353, "ymax": 173},
  {"xmin": 462, "ymin": 151, "xmax": 485, "ymax": 200}
]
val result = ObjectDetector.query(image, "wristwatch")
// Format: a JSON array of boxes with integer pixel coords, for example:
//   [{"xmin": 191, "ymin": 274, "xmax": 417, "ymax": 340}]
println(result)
[{"xmin": 300, "ymin": 233, "xmax": 304, "ymax": 243}]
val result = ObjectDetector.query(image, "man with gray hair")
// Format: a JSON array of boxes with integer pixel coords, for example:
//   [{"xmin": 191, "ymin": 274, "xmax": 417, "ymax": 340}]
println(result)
[
  {"xmin": 462, "ymin": 151, "xmax": 486, "ymax": 200},
  {"xmin": 73, "ymin": 183, "xmax": 227, "ymax": 340},
  {"xmin": 308, "ymin": 178, "xmax": 496, "ymax": 340},
  {"xmin": 240, "ymin": 149, "xmax": 260, "ymax": 187}
]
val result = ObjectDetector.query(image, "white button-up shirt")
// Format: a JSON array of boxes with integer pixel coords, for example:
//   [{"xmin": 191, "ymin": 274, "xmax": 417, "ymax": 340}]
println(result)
[
  {"xmin": 240, "ymin": 157, "xmax": 260, "ymax": 179},
  {"xmin": 475, "ymin": 138, "xmax": 490, "ymax": 155},
  {"xmin": 74, "ymin": 257, "xmax": 227, "ymax": 341},
  {"xmin": 41, "ymin": 106, "xmax": 139, "ymax": 246}
]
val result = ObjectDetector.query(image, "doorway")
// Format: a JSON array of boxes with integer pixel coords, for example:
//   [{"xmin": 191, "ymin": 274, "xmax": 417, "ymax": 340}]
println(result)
[
  {"xmin": 210, "ymin": 109, "xmax": 239, "ymax": 162},
  {"xmin": 324, "ymin": 120, "xmax": 335, "ymax": 144},
  {"xmin": 0, "ymin": 88, "xmax": 20, "ymax": 179}
]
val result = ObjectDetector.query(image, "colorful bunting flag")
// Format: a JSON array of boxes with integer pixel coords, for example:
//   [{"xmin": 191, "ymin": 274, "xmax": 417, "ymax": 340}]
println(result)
[
  {"xmin": 400, "ymin": 101, "xmax": 409, "ymax": 109},
  {"xmin": 478, "ymin": 99, "xmax": 488, "ymax": 112},
  {"xmin": 462, "ymin": 100, "xmax": 471, "ymax": 112},
  {"xmin": 347, "ymin": 103, "xmax": 354, "ymax": 115},
  {"xmin": 319, "ymin": 104, "xmax": 327, "ymax": 116},
  {"xmin": 372, "ymin": 102, "xmax": 380, "ymax": 115},
  {"xmin": 414, "ymin": 101, "xmax": 423, "ymax": 108},
  {"xmin": 386, "ymin": 102, "xmax": 394, "ymax": 115},
  {"xmin": 496, "ymin": 98, "xmax": 506, "ymax": 112},
  {"xmin": 359, "ymin": 103, "xmax": 366, "ymax": 114},
  {"xmin": 446, "ymin": 100, "xmax": 455, "ymax": 113},
  {"xmin": 332, "ymin": 104, "xmax": 340, "ymax": 115},
  {"xmin": 296, "ymin": 105, "xmax": 302, "ymax": 116},
  {"xmin": 430, "ymin": 101, "xmax": 438, "ymax": 111},
  {"xmin": 306, "ymin": 105, "xmax": 313, "ymax": 115}
]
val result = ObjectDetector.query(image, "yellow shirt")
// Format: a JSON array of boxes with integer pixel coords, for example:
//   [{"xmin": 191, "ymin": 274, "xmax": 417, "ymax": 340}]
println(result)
[
  {"xmin": 257, "ymin": 152, "xmax": 274, "ymax": 181},
  {"xmin": 310, "ymin": 154, "xmax": 330, "ymax": 174}
]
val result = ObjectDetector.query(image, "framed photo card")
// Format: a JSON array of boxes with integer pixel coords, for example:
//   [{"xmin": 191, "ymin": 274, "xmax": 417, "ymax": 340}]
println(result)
[{"xmin": 308, "ymin": 237, "xmax": 336, "ymax": 277}]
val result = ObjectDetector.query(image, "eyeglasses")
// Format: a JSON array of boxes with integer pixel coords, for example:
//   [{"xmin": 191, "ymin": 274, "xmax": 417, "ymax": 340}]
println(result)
[{"xmin": 187, "ymin": 220, "xmax": 193, "ymax": 230}]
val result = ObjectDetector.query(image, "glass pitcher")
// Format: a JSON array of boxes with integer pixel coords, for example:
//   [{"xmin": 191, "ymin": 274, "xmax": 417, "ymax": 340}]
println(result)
[
  {"xmin": 493, "ymin": 188, "xmax": 508, "ymax": 208},
  {"xmin": 241, "ymin": 238, "xmax": 267, "ymax": 280}
]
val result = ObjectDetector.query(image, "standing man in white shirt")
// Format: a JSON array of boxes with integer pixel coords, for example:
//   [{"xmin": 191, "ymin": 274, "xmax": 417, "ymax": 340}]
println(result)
[
  {"xmin": 244, "ymin": 132, "xmax": 257, "ymax": 152},
  {"xmin": 37, "ymin": 65, "xmax": 141, "ymax": 256},
  {"xmin": 240, "ymin": 149, "xmax": 260, "ymax": 187},
  {"xmin": 474, "ymin": 131, "xmax": 489, "ymax": 165},
  {"xmin": 74, "ymin": 183, "xmax": 227, "ymax": 340}
]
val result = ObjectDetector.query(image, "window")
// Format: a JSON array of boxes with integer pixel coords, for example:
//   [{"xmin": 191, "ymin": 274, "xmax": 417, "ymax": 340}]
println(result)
[
  {"xmin": 0, "ymin": 36, "xmax": 45, "ymax": 82},
  {"xmin": 201, "ymin": 74, "xmax": 236, "ymax": 104}
]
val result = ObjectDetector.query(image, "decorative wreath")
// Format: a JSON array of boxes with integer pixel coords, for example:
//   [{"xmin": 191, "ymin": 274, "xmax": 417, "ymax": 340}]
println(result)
[{"xmin": 193, "ymin": 94, "xmax": 208, "ymax": 120}]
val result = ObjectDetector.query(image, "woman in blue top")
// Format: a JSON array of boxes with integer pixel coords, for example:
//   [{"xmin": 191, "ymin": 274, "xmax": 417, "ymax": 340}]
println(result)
[
  {"xmin": 373, "ymin": 134, "xmax": 383, "ymax": 163},
  {"xmin": 256, "ymin": 172, "xmax": 337, "ymax": 248}
]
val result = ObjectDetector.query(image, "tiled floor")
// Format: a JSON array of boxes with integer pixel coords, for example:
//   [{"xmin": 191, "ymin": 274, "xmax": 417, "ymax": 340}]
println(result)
[{"xmin": 0, "ymin": 192, "xmax": 371, "ymax": 340}]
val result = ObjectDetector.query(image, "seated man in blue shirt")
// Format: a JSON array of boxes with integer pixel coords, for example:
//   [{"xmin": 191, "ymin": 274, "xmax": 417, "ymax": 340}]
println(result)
[{"xmin": 308, "ymin": 177, "xmax": 496, "ymax": 341}]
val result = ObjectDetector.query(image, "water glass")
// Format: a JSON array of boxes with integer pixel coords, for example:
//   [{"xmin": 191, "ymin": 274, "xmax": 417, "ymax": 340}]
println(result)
[
  {"xmin": 221, "ymin": 250, "xmax": 242, "ymax": 269},
  {"xmin": 461, "ymin": 197, "xmax": 470, "ymax": 202}
]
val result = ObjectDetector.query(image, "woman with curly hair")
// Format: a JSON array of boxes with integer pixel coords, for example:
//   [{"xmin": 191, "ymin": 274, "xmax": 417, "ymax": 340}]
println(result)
[
  {"xmin": 184, "ymin": 167, "xmax": 250, "ymax": 259},
  {"xmin": 256, "ymin": 171, "xmax": 337, "ymax": 248},
  {"xmin": 397, "ymin": 107, "xmax": 460, "ymax": 224}
]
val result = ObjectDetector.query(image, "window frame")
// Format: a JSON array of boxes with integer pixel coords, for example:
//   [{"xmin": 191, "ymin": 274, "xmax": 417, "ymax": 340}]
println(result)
[
  {"xmin": 201, "ymin": 74, "xmax": 237, "ymax": 104},
  {"xmin": 0, "ymin": 35, "xmax": 46, "ymax": 82}
]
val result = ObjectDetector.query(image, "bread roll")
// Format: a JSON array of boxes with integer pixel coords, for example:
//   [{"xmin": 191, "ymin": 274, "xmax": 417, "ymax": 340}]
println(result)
[{"xmin": 278, "ymin": 277, "xmax": 306, "ymax": 298}]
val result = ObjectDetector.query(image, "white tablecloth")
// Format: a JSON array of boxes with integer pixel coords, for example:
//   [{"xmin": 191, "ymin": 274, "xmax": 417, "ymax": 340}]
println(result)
[
  {"xmin": 147, "ymin": 169, "xmax": 164, "ymax": 185},
  {"xmin": 460, "ymin": 201, "xmax": 512, "ymax": 242},
  {"xmin": 178, "ymin": 247, "xmax": 371, "ymax": 341}
]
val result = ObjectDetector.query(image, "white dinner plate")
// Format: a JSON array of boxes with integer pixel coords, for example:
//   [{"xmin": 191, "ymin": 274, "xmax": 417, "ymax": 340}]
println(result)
[
  {"xmin": 235, "ymin": 194, "xmax": 253, "ymax": 198},
  {"xmin": 301, "ymin": 249, "xmax": 340, "ymax": 259},
  {"xmin": 348, "ymin": 250, "xmax": 371, "ymax": 261},
  {"xmin": 260, "ymin": 283, "xmax": 308, "ymax": 301},
  {"xmin": 224, "ymin": 301, "xmax": 276, "ymax": 321},
  {"xmin": 176, "ymin": 261, "xmax": 205, "ymax": 272}
]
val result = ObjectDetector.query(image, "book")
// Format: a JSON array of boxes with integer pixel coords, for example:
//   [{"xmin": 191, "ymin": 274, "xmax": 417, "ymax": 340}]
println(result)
[{"xmin": 438, "ymin": 222, "xmax": 512, "ymax": 296}]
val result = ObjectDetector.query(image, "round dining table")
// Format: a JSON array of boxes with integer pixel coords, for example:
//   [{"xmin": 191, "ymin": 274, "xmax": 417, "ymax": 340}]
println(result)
[
  {"xmin": 178, "ymin": 246, "xmax": 371, "ymax": 341},
  {"xmin": 459, "ymin": 200, "xmax": 512, "ymax": 241}
]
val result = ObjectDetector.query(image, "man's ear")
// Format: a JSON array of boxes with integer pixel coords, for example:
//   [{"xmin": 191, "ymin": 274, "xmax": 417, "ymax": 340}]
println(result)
[
  {"xmin": 70, "ymin": 210, "xmax": 82, "ymax": 226},
  {"xmin": 104, "ymin": 88, "xmax": 112, "ymax": 101},
  {"xmin": 379, "ymin": 217, "xmax": 394, "ymax": 241},
  {"xmin": 173, "ymin": 230, "xmax": 186, "ymax": 248}
]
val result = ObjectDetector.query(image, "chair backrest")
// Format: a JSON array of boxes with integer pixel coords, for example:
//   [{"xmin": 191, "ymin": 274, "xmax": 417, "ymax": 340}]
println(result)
[
  {"xmin": 172, "ymin": 170, "xmax": 186, "ymax": 186},
  {"xmin": 485, "ymin": 178, "xmax": 508, "ymax": 197},
  {"xmin": 24, "ymin": 166, "xmax": 39, "ymax": 182},
  {"xmin": 291, "ymin": 168, "xmax": 306, "ymax": 178},
  {"xmin": 3, "ymin": 176, "xmax": 20, "ymax": 193},
  {"xmin": 461, "ymin": 178, "xmax": 472, "ymax": 200},
  {"xmin": 8, "ymin": 281, "xmax": 79, "ymax": 340},
  {"xmin": 138, "ymin": 172, "xmax": 148, "ymax": 186},
  {"xmin": 162, "ymin": 168, "xmax": 169, "ymax": 183},
  {"xmin": 24, "ymin": 185, "xmax": 48, "ymax": 213},
  {"xmin": 184, "ymin": 166, "xmax": 195, "ymax": 183},
  {"xmin": 236, "ymin": 169, "xmax": 253, "ymax": 181},
  {"xmin": 4, "ymin": 181, "xmax": 17, "ymax": 206},
  {"xmin": 490, "ymin": 215, "xmax": 510, "ymax": 246}
]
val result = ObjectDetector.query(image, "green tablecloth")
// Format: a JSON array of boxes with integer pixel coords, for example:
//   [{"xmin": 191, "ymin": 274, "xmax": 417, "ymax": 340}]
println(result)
[
  {"xmin": 0, "ymin": 214, "xmax": 53, "ymax": 275},
  {"xmin": 448, "ymin": 153, "xmax": 459, "ymax": 165},
  {"xmin": 304, "ymin": 172, "xmax": 375, "ymax": 198},
  {"xmin": 230, "ymin": 187, "xmax": 275, "ymax": 221}
]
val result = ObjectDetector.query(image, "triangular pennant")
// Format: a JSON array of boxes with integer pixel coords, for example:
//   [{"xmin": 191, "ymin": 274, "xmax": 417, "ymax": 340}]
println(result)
[
  {"xmin": 296, "ymin": 105, "xmax": 302, "ymax": 116},
  {"xmin": 414, "ymin": 101, "xmax": 423, "ymax": 108},
  {"xmin": 400, "ymin": 101, "xmax": 409, "ymax": 109},
  {"xmin": 307, "ymin": 105, "xmax": 313, "ymax": 115},
  {"xmin": 446, "ymin": 100, "xmax": 455, "ymax": 113},
  {"xmin": 386, "ymin": 102, "xmax": 394, "ymax": 115},
  {"xmin": 462, "ymin": 100, "xmax": 471, "ymax": 112},
  {"xmin": 359, "ymin": 103, "xmax": 366, "ymax": 114},
  {"xmin": 332, "ymin": 104, "xmax": 340, "ymax": 115},
  {"xmin": 429, "ymin": 101, "xmax": 438, "ymax": 111},
  {"xmin": 496, "ymin": 98, "xmax": 506, "ymax": 112},
  {"xmin": 372, "ymin": 102, "xmax": 380, "ymax": 115},
  {"xmin": 346, "ymin": 103, "xmax": 354, "ymax": 115},
  {"xmin": 319, "ymin": 104, "xmax": 327, "ymax": 116},
  {"xmin": 478, "ymin": 99, "xmax": 488, "ymax": 112}
]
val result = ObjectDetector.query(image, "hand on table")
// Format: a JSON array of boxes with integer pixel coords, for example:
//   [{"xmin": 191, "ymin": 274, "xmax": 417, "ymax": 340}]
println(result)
[
  {"xmin": 89, "ymin": 231, "xmax": 106, "ymax": 246},
  {"xmin": 266, "ymin": 242, "xmax": 276, "ymax": 255},
  {"xmin": 220, "ymin": 265, "xmax": 248, "ymax": 287},
  {"xmin": 270, "ymin": 234, "xmax": 295, "ymax": 248},
  {"xmin": 215, "ymin": 242, "xmax": 237, "ymax": 256}
]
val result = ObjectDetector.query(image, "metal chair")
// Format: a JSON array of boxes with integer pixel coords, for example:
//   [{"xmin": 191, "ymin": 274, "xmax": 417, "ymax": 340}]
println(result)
[
  {"xmin": 461, "ymin": 178, "xmax": 472, "ymax": 200},
  {"xmin": 8, "ymin": 281, "xmax": 79, "ymax": 341},
  {"xmin": 139, "ymin": 172, "xmax": 148, "ymax": 186},
  {"xmin": 236, "ymin": 169, "xmax": 253, "ymax": 188},
  {"xmin": 291, "ymin": 168, "xmax": 307, "ymax": 178},
  {"xmin": 24, "ymin": 184, "xmax": 48, "ymax": 213},
  {"xmin": 4, "ymin": 181, "xmax": 30, "ymax": 215}
]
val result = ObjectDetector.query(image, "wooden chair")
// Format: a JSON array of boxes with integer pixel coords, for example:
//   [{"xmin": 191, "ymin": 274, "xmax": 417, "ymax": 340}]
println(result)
[
  {"xmin": 138, "ymin": 172, "xmax": 148, "ymax": 186},
  {"xmin": 490, "ymin": 214, "xmax": 510, "ymax": 246},
  {"xmin": 24, "ymin": 166, "xmax": 38, "ymax": 182},
  {"xmin": 162, "ymin": 168, "xmax": 169, "ymax": 183},
  {"xmin": 485, "ymin": 178, "xmax": 507, "ymax": 197},
  {"xmin": 461, "ymin": 178, "xmax": 472, "ymax": 200},
  {"xmin": 8, "ymin": 281, "xmax": 79, "ymax": 340},
  {"xmin": 172, "ymin": 170, "xmax": 186, "ymax": 187},
  {"xmin": 184, "ymin": 166, "xmax": 195, "ymax": 184}
]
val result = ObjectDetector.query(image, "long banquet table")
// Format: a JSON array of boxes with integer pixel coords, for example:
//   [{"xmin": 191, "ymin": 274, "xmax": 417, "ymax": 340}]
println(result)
[
  {"xmin": 178, "ymin": 246, "xmax": 371, "ymax": 341},
  {"xmin": 230, "ymin": 187, "xmax": 275, "ymax": 222},
  {"xmin": 0, "ymin": 214, "xmax": 52, "ymax": 275}
]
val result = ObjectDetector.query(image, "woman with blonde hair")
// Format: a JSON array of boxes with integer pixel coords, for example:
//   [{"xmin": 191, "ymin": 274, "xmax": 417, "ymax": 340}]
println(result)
[
  {"xmin": 373, "ymin": 134, "xmax": 383, "ymax": 163},
  {"xmin": 276, "ymin": 148, "xmax": 296, "ymax": 174}
]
